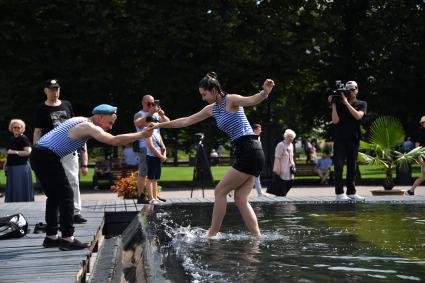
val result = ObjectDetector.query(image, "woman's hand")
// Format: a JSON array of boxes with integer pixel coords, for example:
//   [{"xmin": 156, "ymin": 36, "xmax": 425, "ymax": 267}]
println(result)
[
  {"xmin": 148, "ymin": 122, "xmax": 161, "ymax": 130},
  {"xmin": 140, "ymin": 124, "xmax": 155, "ymax": 138},
  {"xmin": 263, "ymin": 79, "xmax": 275, "ymax": 96}
]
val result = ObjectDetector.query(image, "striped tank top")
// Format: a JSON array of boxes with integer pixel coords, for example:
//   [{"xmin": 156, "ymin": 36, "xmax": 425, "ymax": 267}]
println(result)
[
  {"xmin": 211, "ymin": 95, "xmax": 254, "ymax": 142},
  {"xmin": 37, "ymin": 118, "xmax": 91, "ymax": 158}
]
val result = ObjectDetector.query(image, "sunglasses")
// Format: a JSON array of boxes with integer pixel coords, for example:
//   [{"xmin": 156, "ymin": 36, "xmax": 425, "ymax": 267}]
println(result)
[{"xmin": 146, "ymin": 102, "xmax": 155, "ymax": 106}]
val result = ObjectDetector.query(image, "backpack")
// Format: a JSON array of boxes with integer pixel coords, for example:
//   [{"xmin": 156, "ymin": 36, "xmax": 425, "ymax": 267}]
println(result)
[
  {"xmin": 0, "ymin": 213, "xmax": 29, "ymax": 239},
  {"xmin": 132, "ymin": 140, "xmax": 140, "ymax": 153}
]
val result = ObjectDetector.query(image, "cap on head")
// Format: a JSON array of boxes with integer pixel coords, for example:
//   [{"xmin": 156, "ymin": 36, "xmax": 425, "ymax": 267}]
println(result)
[
  {"xmin": 44, "ymin": 79, "xmax": 61, "ymax": 89},
  {"xmin": 345, "ymin": 81, "xmax": 358, "ymax": 90},
  {"xmin": 419, "ymin": 116, "xmax": 425, "ymax": 124},
  {"xmin": 92, "ymin": 104, "xmax": 118, "ymax": 115}
]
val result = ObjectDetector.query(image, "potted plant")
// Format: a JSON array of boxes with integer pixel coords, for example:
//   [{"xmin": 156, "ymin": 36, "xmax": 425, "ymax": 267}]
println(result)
[{"xmin": 359, "ymin": 116, "xmax": 425, "ymax": 194}]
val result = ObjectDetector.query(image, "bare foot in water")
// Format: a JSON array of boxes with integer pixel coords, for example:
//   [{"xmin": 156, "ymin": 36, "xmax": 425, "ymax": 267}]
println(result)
[{"xmin": 207, "ymin": 228, "xmax": 219, "ymax": 238}]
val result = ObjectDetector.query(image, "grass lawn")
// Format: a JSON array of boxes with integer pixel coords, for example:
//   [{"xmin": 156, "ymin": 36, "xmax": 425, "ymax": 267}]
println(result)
[{"xmin": 161, "ymin": 166, "xmax": 230, "ymax": 181}]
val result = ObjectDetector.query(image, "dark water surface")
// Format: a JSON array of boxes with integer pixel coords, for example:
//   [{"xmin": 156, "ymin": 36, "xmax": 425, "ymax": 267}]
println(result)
[{"xmin": 141, "ymin": 203, "xmax": 425, "ymax": 282}]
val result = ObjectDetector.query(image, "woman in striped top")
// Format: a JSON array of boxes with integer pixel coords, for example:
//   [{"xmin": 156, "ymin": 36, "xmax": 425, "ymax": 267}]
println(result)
[{"xmin": 156, "ymin": 72, "xmax": 275, "ymax": 237}]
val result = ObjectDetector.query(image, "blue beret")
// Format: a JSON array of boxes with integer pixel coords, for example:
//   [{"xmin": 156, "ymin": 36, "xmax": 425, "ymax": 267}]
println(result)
[{"xmin": 92, "ymin": 104, "xmax": 118, "ymax": 115}]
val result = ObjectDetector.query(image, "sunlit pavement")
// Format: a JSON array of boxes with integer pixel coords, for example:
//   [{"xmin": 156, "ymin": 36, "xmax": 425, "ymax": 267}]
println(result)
[{"xmin": 20, "ymin": 185, "xmax": 425, "ymax": 203}]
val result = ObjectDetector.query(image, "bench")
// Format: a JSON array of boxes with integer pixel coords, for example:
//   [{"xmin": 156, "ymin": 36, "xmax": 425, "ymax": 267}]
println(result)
[
  {"xmin": 295, "ymin": 163, "xmax": 334, "ymax": 183},
  {"xmin": 295, "ymin": 163, "xmax": 318, "ymax": 176},
  {"xmin": 88, "ymin": 162, "xmax": 137, "ymax": 180},
  {"xmin": 110, "ymin": 166, "xmax": 138, "ymax": 180}
]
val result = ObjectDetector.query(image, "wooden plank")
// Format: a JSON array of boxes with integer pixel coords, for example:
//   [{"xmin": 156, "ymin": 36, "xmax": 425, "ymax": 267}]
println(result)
[{"xmin": 0, "ymin": 274, "xmax": 77, "ymax": 283}]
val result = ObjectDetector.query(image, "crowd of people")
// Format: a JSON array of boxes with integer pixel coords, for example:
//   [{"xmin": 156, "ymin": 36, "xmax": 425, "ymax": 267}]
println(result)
[{"xmin": 1, "ymin": 75, "xmax": 424, "ymax": 248}]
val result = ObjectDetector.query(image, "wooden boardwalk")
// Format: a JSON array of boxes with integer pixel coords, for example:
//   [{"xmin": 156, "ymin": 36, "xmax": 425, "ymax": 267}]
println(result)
[
  {"xmin": 1, "ymin": 195, "xmax": 424, "ymax": 283},
  {"xmin": 0, "ymin": 200, "xmax": 139, "ymax": 283}
]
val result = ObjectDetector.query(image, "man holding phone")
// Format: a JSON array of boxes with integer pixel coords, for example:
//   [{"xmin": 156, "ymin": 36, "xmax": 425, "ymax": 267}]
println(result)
[{"xmin": 134, "ymin": 95, "xmax": 170, "ymax": 203}]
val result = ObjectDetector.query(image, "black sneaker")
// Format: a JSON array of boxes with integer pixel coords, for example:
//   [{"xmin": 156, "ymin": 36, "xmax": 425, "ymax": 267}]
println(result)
[
  {"xmin": 59, "ymin": 238, "xmax": 89, "ymax": 251},
  {"xmin": 34, "ymin": 222, "xmax": 47, "ymax": 234},
  {"xmin": 43, "ymin": 237, "xmax": 62, "ymax": 248},
  {"xmin": 137, "ymin": 194, "xmax": 149, "ymax": 204},
  {"xmin": 404, "ymin": 190, "xmax": 414, "ymax": 196},
  {"xmin": 73, "ymin": 214, "xmax": 87, "ymax": 223}
]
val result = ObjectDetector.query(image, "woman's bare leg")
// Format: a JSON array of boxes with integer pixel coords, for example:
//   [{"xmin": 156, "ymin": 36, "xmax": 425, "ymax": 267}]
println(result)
[
  {"xmin": 411, "ymin": 174, "xmax": 425, "ymax": 192},
  {"xmin": 208, "ymin": 167, "xmax": 253, "ymax": 236},
  {"xmin": 234, "ymin": 176, "xmax": 260, "ymax": 236}
]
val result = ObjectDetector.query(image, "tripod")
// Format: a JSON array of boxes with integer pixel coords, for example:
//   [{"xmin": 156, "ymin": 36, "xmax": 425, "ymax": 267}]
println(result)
[{"xmin": 191, "ymin": 138, "xmax": 214, "ymax": 198}]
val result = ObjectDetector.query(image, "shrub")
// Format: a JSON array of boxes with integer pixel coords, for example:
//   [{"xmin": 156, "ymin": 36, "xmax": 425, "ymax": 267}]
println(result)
[{"xmin": 111, "ymin": 172, "xmax": 138, "ymax": 199}]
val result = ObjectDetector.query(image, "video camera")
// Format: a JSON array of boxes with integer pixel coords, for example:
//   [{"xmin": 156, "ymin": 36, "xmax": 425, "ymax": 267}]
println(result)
[{"xmin": 331, "ymin": 80, "xmax": 350, "ymax": 103}]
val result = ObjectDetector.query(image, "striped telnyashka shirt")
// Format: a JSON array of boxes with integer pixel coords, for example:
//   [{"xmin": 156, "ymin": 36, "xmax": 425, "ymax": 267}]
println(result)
[
  {"xmin": 211, "ymin": 95, "xmax": 254, "ymax": 142},
  {"xmin": 37, "ymin": 118, "xmax": 91, "ymax": 158}
]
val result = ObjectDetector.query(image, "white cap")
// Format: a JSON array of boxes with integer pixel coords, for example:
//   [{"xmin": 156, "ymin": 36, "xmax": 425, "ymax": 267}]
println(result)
[
  {"xmin": 345, "ymin": 81, "xmax": 358, "ymax": 90},
  {"xmin": 419, "ymin": 116, "xmax": 425, "ymax": 123}
]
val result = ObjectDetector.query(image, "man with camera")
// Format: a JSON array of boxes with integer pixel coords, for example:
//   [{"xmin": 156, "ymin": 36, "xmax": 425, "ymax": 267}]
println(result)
[{"xmin": 329, "ymin": 81, "xmax": 367, "ymax": 201}]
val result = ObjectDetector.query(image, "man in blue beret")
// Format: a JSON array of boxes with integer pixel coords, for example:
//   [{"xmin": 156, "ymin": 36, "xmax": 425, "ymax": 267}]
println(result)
[{"xmin": 30, "ymin": 104, "xmax": 153, "ymax": 251}]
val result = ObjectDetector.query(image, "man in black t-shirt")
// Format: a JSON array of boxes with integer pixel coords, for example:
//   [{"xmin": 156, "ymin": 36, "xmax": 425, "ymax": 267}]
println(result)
[
  {"xmin": 33, "ymin": 79, "xmax": 88, "ymax": 223},
  {"xmin": 329, "ymin": 81, "xmax": 367, "ymax": 201},
  {"xmin": 404, "ymin": 116, "xmax": 425, "ymax": 195}
]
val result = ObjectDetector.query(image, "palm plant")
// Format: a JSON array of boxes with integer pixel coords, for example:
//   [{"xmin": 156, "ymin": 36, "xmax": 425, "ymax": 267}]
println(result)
[{"xmin": 359, "ymin": 116, "xmax": 425, "ymax": 190}]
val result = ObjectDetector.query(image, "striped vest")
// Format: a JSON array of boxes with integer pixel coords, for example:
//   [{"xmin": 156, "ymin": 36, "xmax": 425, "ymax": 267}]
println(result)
[
  {"xmin": 211, "ymin": 95, "xmax": 254, "ymax": 141},
  {"xmin": 37, "ymin": 118, "xmax": 91, "ymax": 158}
]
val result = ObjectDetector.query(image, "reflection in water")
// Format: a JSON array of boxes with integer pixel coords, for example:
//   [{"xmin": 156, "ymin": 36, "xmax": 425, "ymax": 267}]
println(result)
[{"xmin": 144, "ymin": 203, "xmax": 425, "ymax": 282}]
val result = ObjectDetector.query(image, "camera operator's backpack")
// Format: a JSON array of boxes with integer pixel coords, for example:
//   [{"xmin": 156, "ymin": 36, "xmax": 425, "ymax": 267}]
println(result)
[
  {"xmin": 0, "ymin": 213, "xmax": 29, "ymax": 239},
  {"xmin": 132, "ymin": 140, "xmax": 140, "ymax": 153}
]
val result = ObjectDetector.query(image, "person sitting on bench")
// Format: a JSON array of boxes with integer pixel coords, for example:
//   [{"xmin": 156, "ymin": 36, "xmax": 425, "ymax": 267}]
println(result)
[
  {"xmin": 119, "ymin": 143, "xmax": 139, "ymax": 170},
  {"xmin": 315, "ymin": 150, "xmax": 333, "ymax": 184},
  {"xmin": 92, "ymin": 155, "xmax": 114, "ymax": 190}
]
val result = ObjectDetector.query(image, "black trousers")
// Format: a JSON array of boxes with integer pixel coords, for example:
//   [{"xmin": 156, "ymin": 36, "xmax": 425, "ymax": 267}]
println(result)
[
  {"xmin": 30, "ymin": 146, "xmax": 75, "ymax": 237},
  {"xmin": 333, "ymin": 139, "xmax": 359, "ymax": 195}
]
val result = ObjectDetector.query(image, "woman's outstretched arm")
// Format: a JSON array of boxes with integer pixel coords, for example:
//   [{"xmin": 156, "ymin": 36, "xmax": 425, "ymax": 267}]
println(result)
[
  {"xmin": 157, "ymin": 104, "xmax": 213, "ymax": 129},
  {"xmin": 227, "ymin": 79, "xmax": 275, "ymax": 108}
]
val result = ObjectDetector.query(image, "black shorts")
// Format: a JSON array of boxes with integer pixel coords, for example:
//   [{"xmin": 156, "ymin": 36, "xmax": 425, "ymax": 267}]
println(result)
[
  {"xmin": 146, "ymin": 155, "xmax": 162, "ymax": 180},
  {"xmin": 232, "ymin": 135, "xmax": 265, "ymax": 177}
]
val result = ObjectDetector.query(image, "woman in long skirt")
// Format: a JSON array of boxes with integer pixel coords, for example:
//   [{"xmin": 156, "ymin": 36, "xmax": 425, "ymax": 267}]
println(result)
[{"xmin": 4, "ymin": 119, "xmax": 33, "ymax": 202}]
